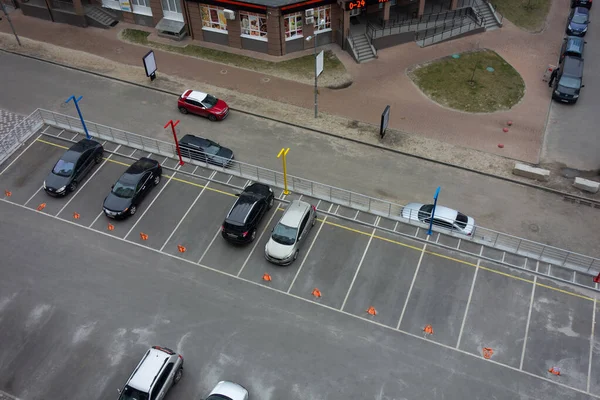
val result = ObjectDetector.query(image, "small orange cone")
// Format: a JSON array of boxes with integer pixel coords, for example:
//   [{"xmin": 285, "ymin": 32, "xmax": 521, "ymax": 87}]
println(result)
[
  {"xmin": 107, "ymin": 223, "xmax": 115, "ymax": 231},
  {"xmin": 4, "ymin": 190, "xmax": 11, "ymax": 197},
  {"xmin": 483, "ymin": 347, "xmax": 494, "ymax": 359},
  {"xmin": 36, "ymin": 203, "xmax": 46, "ymax": 211},
  {"xmin": 262, "ymin": 273, "xmax": 272, "ymax": 282},
  {"xmin": 549, "ymin": 367, "xmax": 561, "ymax": 376},
  {"xmin": 177, "ymin": 245, "xmax": 186, "ymax": 253},
  {"xmin": 140, "ymin": 232, "xmax": 148, "ymax": 241},
  {"xmin": 312, "ymin": 288, "xmax": 322, "ymax": 298},
  {"xmin": 366, "ymin": 306, "xmax": 377, "ymax": 316},
  {"xmin": 73, "ymin": 212, "xmax": 80, "ymax": 219},
  {"xmin": 423, "ymin": 324, "xmax": 434, "ymax": 335}
]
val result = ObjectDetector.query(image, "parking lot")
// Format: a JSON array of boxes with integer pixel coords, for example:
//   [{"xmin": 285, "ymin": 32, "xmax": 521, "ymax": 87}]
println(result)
[{"xmin": 2, "ymin": 127, "xmax": 600, "ymax": 396}]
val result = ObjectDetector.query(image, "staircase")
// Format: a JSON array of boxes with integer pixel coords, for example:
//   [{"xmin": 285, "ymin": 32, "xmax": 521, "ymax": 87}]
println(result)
[
  {"xmin": 472, "ymin": 0, "xmax": 503, "ymax": 30},
  {"xmin": 349, "ymin": 33, "xmax": 377, "ymax": 63},
  {"xmin": 85, "ymin": 6, "xmax": 119, "ymax": 29}
]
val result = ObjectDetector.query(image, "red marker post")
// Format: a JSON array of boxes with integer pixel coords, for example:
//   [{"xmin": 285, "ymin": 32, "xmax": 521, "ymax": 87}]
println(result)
[{"xmin": 164, "ymin": 119, "xmax": 184, "ymax": 166}]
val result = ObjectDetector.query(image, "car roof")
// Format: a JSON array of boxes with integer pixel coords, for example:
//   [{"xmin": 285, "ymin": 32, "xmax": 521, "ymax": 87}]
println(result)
[
  {"xmin": 563, "ymin": 56, "xmax": 584, "ymax": 75},
  {"xmin": 244, "ymin": 182, "xmax": 270, "ymax": 196},
  {"xmin": 128, "ymin": 348, "xmax": 171, "ymax": 392},
  {"xmin": 68, "ymin": 138, "xmax": 100, "ymax": 153},
  {"xmin": 574, "ymin": 6, "xmax": 589, "ymax": 14},
  {"xmin": 280, "ymin": 200, "xmax": 311, "ymax": 227},
  {"xmin": 565, "ymin": 36, "xmax": 584, "ymax": 53},
  {"xmin": 433, "ymin": 205, "xmax": 459, "ymax": 221},
  {"xmin": 182, "ymin": 90, "xmax": 208, "ymax": 103},
  {"xmin": 227, "ymin": 195, "xmax": 259, "ymax": 224},
  {"xmin": 125, "ymin": 157, "xmax": 158, "ymax": 175},
  {"xmin": 179, "ymin": 134, "xmax": 211, "ymax": 147}
]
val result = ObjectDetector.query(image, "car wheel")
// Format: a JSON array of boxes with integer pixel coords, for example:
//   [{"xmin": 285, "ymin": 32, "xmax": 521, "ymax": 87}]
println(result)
[
  {"xmin": 208, "ymin": 114, "xmax": 217, "ymax": 122},
  {"xmin": 129, "ymin": 205, "xmax": 137, "ymax": 216},
  {"xmin": 268, "ymin": 196, "xmax": 274, "ymax": 210},
  {"xmin": 173, "ymin": 367, "xmax": 183, "ymax": 385},
  {"xmin": 153, "ymin": 174, "xmax": 161, "ymax": 186},
  {"xmin": 68, "ymin": 181, "xmax": 77, "ymax": 192},
  {"xmin": 94, "ymin": 153, "xmax": 102, "ymax": 164},
  {"xmin": 293, "ymin": 250, "xmax": 299, "ymax": 261},
  {"xmin": 179, "ymin": 107, "xmax": 188, "ymax": 114},
  {"xmin": 250, "ymin": 229, "xmax": 257, "ymax": 241}
]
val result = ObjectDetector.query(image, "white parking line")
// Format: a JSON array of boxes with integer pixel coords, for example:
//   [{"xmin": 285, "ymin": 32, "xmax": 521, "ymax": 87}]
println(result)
[
  {"xmin": 520, "ymin": 267, "xmax": 538, "ymax": 370},
  {"xmin": 159, "ymin": 171, "xmax": 217, "ymax": 252},
  {"xmin": 191, "ymin": 166, "xmax": 198, "ymax": 175},
  {"xmin": 397, "ymin": 237, "xmax": 429, "ymax": 330},
  {"xmin": 130, "ymin": 149, "xmax": 137, "ymax": 157},
  {"xmin": 56, "ymin": 146, "xmax": 121, "ymax": 217},
  {"xmin": 315, "ymin": 199, "xmax": 322, "ymax": 210},
  {"xmin": 89, "ymin": 210, "xmax": 105, "ymax": 228},
  {"xmin": 23, "ymin": 186, "xmax": 43, "ymax": 207},
  {"xmin": 161, "ymin": 156, "xmax": 169, "ymax": 165},
  {"xmin": 353, "ymin": 210, "xmax": 360, "ymax": 220},
  {"xmin": 237, "ymin": 191, "xmax": 287, "ymax": 277},
  {"xmin": 588, "ymin": 297, "xmax": 597, "ymax": 393},
  {"xmin": 456, "ymin": 247, "xmax": 483, "ymax": 349},
  {"xmin": 0, "ymin": 134, "xmax": 43, "ymax": 176},
  {"xmin": 286, "ymin": 203, "xmax": 335, "ymax": 294},
  {"xmin": 146, "ymin": 153, "xmax": 153, "ymax": 159},
  {"xmin": 124, "ymin": 165, "xmax": 181, "ymax": 240},
  {"xmin": 341, "ymin": 216, "xmax": 380, "ymax": 311},
  {"xmin": 393, "ymin": 221, "xmax": 399, "ymax": 231},
  {"xmin": 55, "ymin": 129, "xmax": 65, "ymax": 137},
  {"xmin": 70, "ymin": 133, "xmax": 79, "ymax": 140}
]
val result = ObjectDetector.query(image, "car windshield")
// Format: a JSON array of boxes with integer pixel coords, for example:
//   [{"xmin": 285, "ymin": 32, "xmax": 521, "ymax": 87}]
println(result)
[
  {"xmin": 203, "ymin": 94, "xmax": 219, "ymax": 108},
  {"xmin": 572, "ymin": 14, "xmax": 587, "ymax": 24},
  {"xmin": 206, "ymin": 395, "xmax": 231, "ymax": 400},
  {"xmin": 558, "ymin": 76, "xmax": 581, "ymax": 89},
  {"xmin": 118, "ymin": 385, "xmax": 149, "ymax": 400},
  {"xmin": 271, "ymin": 223, "xmax": 298, "ymax": 246},
  {"xmin": 417, "ymin": 204, "xmax": 434, "ymax": 221},
  {"xmin": 112, "ymin": 179, "xmax": 136, "ymax": 198},
  {"xmin": 52, "ymin": 159, "xmax": 75, "ymax": 177},
  {"xmin": 455, "ymin": 212, "xmax": 468, "ymax": 229}
]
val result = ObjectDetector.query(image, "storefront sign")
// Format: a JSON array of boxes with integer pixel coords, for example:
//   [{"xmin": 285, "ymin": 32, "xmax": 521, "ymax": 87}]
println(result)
[
  {"xmin": 119, "ymin": 0, "xmax": 132, "ymax": 12},
  {"xmin": 345, "ymin": 0, "xmax": 389, "ymax": 10}
]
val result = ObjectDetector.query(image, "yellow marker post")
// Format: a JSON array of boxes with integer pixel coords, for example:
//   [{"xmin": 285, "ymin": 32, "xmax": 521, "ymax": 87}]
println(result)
[{"xmin": 277, "ymin": 147, "xmax": 290, "ymax": 195}]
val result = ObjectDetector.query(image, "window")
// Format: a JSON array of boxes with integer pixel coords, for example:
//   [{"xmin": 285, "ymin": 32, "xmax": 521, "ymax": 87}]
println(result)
[
  {"xmin": 161, "ymin": 0, "xmax": 181, "ymax": 13},
  {"xmin": 284, "ymin": 12, "xmax": 303, "ymax": 40},
  {"xmin": 299, "ymin": 213, "xmax": 309, "ymax": 235},
  {"xmin": 131, "ymin": 0, "xmax": 150, "ymax": 8},
  {"xmin": 240, "ymin": 11, "xmax": 267, "ymax": 40},
  {"xmin": 201, "ymin": 5, "xmax": 228, "ymax": 32},
  {"xmin": 314, "ymin": 5, "xmax": 331, "ymax": 33}
]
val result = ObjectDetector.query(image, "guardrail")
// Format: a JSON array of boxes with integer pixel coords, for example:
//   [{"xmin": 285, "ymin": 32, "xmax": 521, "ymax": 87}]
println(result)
[
  {"xmin": 346, "ymin": 29, "xmax": 362, "ymax": 62},
  {"xmin": 0, "ymin": 110, "xmax": 44, "ymax": 165},
  {"xmin": 13, "ymin": 108, "xmax": 600, "ymax": 279},
  {"xmin": 415, "ymin": 9, "xmax": 482, "ymax": 46}
]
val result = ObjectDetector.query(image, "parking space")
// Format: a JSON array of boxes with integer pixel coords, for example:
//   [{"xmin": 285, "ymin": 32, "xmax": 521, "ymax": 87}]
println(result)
[{"xmin": 2, "ymin": 131, "xmax": 600, "ymax": 396}]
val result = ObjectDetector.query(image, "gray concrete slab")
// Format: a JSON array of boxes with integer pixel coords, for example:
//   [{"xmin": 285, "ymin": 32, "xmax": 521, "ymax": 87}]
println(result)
[
  {"xmin": 0, "ymin": 140, "xmax": 63, "ymax": 205},
  {"xmin": 289, "ymin": 218, "xmax": 370, "ymax": 309},
  {"xmin": 458, "ymin": 267, "xmax": 534, "ymax": 368},
  {"xmin": 337, "ymin": 205, "xmax": 359, "ymax": 219},
  {"xmin": 394, "ymin": 221, "xmax": 420, "ymax": 236},
  {"xmin": 315, "ymin": 198, "xmax": 333, "ymax": 213},
  {"xmin": 522, "ymin": 280, "xmax": 594, "ymax": 391},
  {"xmin": 458, "ymin": 239, "xmax": 483, "ymax": 256},
  {"xmin": 399, "ymin": 249, "xmax": 477, "ymax": 347},
  {"xmin": 356, "ymin": 211, "xmax": 377, "ymax": 225},
  {"xmin": 436, "ymin": 233, "xmax": 460, "ymax": 249},
  {"xmin": 161, "ymin": 187, "xmax": 237, "ymax": 262},
  {"xmin": 127, "ymin": 179, "xmax": 204, "ymax": 250},
  {"xmin": 342, "ymin": 231, "xmax": 423, "ymax": 327},
  {"xmin": 377, "ymin": 217, "xmax": 396, "ymax": 231},
  {"xmin": 550, "ymin": 264, "xmax": 578, "ymax": 282}
]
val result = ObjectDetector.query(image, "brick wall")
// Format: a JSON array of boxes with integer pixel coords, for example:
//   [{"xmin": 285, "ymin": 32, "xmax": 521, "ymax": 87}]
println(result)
[
  {"xmin": 303, "ymin": 17, "xmax": 314, "ymax": 50},
  {"xmin": 123, "ymin": 11, "xmax": 135, "ymax": 23},
  {"xmin": 331, "ymin": 2, "xmax": 342, "ymax": 43},
  {"xmin": 185, "ymin": 1, "xmax": 204, "ymax": 40},
  {"xmin": 149, "ymin": 0, "xmax": 163, "ymax": 24},
  {"xmin": 266, "ymin": 7, "xmax": 282, "ymax": 56},
  {"xmin": 228, "ymin": 11, "xmax": 242, "ymax": 48}
]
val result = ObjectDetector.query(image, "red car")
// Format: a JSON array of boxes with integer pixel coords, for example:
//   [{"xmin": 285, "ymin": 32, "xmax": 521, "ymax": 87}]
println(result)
[{"xmin": 177, "ymin": 90, "xmax": 230, "ymax": 121}]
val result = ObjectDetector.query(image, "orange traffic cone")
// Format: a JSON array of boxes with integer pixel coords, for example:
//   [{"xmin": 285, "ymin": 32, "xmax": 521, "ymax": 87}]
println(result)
[
  {"xmin": 312, "ymin": 288, "xmax": 322, "ymax": 298},
  {"xmin": 107, "ymin": 223, "xmax": 115, "ymax": 231},
  {"xmin": 262, "ymin": 273, "xmax": 272, "ymax": 282},
  {"xmin": 483, "ymin": 347, "xmax": 494, "ymax": 359},
  {"xmin": 177, "ymin": 245, "xmax": 186, "ymax": 253},
  {"xmin": 549, "ymin": 367, "xmax": 561, "ymax": 376},
  {"xmin": 4, "ymin": 190, "xmax": 11, "ymax": 197},
  {"xmin": 423, "ymin": 324, "xmax": 434, "ymax": 335},
  {"xmin": 73, "ymin": 212, "xmax": 80, "ymax": 219},
  {"xmin": 36, "ymin": 203, "xmax": 46, "ymax": 211},
  {"xmin": 366, "ymin": 306, "xmax": 377, "ymax": 316},
  {"xmin": 140, "ymin": 232, "xmax": 148, "ymax": 241}
]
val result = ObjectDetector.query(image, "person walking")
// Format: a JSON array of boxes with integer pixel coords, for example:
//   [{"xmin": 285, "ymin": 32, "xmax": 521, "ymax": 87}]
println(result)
[{"xmin": 549, "ymin": 67, "xmax": 559, "ymax": 87}]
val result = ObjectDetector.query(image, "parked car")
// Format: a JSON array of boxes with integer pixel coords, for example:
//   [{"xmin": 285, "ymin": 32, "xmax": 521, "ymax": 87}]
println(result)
[
  {"xmin": 178, "ymin": 134, "xmax": 234, "ymax": 167},
  {"xmin": 265, "ymin": 200, "xmax": 317, "ymax": 265},
  {"xmin": 117, "ymin": 346, "xmax": 183, "ymax": 400},
  {"xmin": 205, "ymin": 381, "xmax": 249, "ymax": 400},
  {"xmin": 566, "ymin": 7, "xmax": 590, "ymax": 37},
  {"xmin": 553, "ymin": 55, "xmax": 585, "ymax": 103},
  {"xmin": 401, "ymin": 203, "xmax": 476, "ymax": 236},
  {"xmin": 178, "ymin": 89, "xmax": 229, "ymax": 121},
  {"xmin": 43, "ymin": 138, "xmax": 103, "ymax": 197},
  {"xmin": 103, "ymin": 157, "xmax": 162, "ymax": 219},
  {"xmin": 222, "ymin": 183, "xmax": 275, "ymax": 244},
  {"xmin": 572, "ymin": 0, "xmax": 592, "ymax": 9},
  {"xmin": 560, "ymin": 36, "xmax": 586, "ymax": 62}
]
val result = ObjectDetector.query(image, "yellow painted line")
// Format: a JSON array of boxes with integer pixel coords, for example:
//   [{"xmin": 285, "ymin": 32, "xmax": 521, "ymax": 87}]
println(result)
[{"xmin": 35, "ymin": 138, "xmax": 593, "ymax": 301}]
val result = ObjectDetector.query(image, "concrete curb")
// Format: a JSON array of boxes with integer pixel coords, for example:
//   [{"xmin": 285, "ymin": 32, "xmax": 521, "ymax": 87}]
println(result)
[{"xmin": 1, "ymin": 48, "xmax": 599, "ymax": 207}]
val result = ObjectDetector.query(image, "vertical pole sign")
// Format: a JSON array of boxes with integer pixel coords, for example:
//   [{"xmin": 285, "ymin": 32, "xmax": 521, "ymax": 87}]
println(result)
[
  {"xmin": 380, "ymin": 105, "xmax": 391, "ymax": 139},
  {"xmin": 164, "ymin": 119, "xmax": 184, "ymax": 166},
  {"xmin": 142, "ymin": 50, "xmax": 157, "ymax": 81},
  {"xmin": 315, "ymin": 50, "xmax": 324, "ymax": 118},
  {"xmin": 66, "ymin": 95, "xmax": 91, "ymax": 140},
  {"xmin": 426, "ymin": 186, "xmax": 441, "ymax": 236}
]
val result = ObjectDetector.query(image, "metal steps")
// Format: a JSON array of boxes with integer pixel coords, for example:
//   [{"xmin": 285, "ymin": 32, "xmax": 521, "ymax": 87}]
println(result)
[
  {"xmin": 351, "ymin": 34, "xmax": 377, "ymax": 63},
  {"xmin": 85, "ymin": 6, "xmax": 118, "ymax": 29},
  {"xmin": 473, "ymin": 0, "xmax": 502, "ymax": 30}
]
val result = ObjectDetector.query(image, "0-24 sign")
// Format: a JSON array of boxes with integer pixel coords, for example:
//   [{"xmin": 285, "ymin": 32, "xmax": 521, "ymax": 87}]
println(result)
[{"xmin": 347, "ymin": 0, "xmax": 365, "ymax": 9}]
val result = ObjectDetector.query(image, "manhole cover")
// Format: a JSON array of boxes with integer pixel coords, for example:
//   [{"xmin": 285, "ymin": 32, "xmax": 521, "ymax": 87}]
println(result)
[
  {"xmin": 529, "ymin": 223, "xmax": 540, "ymax": 233},
  {"xmin": 220, "ymin": 69, "xmax": 227, "ymax": 74},
  {"xmin": 261, "ymin": 77, "xmax": 271, "ymax": 83},
  {"xmin": 486, "ymin": 67, "xmax": 495, "ymax": 72},
  {"xmin": 452, "ymin": 54, "xmax": 460, "ymax": 59}
]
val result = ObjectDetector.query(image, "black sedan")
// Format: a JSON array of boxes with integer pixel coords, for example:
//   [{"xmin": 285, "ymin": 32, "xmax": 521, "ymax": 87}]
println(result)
[
  {"xmin": 44, "ymin": 138, "xmax": 104, "ymax": 197},
  {"xmin": 103, "ymin": 157, "xmax": 162, "ymax": 219},
  {"xmin": 178, "ymin": 134, "xmax": 234, "ymax": 167}
]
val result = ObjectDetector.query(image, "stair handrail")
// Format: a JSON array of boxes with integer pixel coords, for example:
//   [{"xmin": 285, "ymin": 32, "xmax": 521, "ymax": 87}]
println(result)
[
  {"xmin": 347, "ymin": 29, "xmax": 362, "ymax": 62},
  {"xmin": 480, "ymin": 0, "xmax": 504, "ymax": 24}
]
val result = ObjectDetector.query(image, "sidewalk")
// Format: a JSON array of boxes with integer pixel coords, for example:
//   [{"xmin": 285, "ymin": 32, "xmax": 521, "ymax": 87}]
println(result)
[{"xmin": 0, "ymin": 1, "xmax": 565, "ymax": 164}]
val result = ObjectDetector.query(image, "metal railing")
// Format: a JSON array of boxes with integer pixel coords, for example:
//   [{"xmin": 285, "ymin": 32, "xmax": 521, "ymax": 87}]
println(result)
[
  {"xmin": 415, "ymin": 9, "xmax": 483, "ymax": 46},
  {"xmin": 0, "ymin": 109, "xmax": 44, "ymax": 165},
  {"xmin": 347, "ymin": 29, "xmax": 362, "ymax": 62},
  {"xmin": 8, "ymin": 108, "xmax": 600, "ymax": 279}
]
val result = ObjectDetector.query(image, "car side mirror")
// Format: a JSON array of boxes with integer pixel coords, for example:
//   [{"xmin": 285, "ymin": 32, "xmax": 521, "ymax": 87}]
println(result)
[
  {"xmin": 111, "ymin": 184, "xmax": 114, "ymax": 189},
  {"xmin": 581, "ymin": 84, "xmax": 585, "ymax": 88},
  {"xmin": 117, "ymin": 388, "xmax": 121, "ymax": 394}
]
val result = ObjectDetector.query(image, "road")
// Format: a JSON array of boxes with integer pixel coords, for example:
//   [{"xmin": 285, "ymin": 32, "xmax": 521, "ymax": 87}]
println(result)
[
  {"xmin": 542, "ymin": 6, "xmax": 600, "ymax": 171},
  {"xmin": 0, "ymin": 198, "xmax": 597, "ymax": 400},
  {"xmin": 1, "ymin": 51, "xmax": 599, "ymax": 258}
]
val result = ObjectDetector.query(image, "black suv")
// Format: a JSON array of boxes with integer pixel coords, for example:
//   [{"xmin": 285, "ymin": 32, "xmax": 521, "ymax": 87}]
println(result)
[
  {"xmin": 552, "ymin": 55, "xmax": 585, "ymax": 104},
  {"xmin": 222, "ymin": 183, "xmax": 275, "ymax": 244},
  {"xmin": 572, "ymin": 0, "xmax": 592, "ymax": 9}
]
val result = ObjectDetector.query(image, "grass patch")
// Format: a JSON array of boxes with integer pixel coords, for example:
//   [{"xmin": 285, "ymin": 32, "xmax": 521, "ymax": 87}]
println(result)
[
  {"xmin": 409, "ymin": 49, "xmax": 525, "ymax": 113},
  {"xmin": 492, "ymin": 0, "xmax": 552, "ymax": 32},
  {"xmin": 120, "ymin": 28, "xmax": 347, "ymax": 85}
]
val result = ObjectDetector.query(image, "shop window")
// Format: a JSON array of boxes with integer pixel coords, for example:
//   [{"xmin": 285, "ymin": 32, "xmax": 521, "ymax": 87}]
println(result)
[
  {"xmin": 240, "ymin": 11, "xmax": 268, "ymax": 40},
  {"xmin": 284, "ymin": 12, "xmax": 303, "ymax": 40},
  {"xmin": 314, "ymin": 5, "xmax": 331, "ymax": 33},
  {"xmin": 201, "ymin": 5, "xmax": 228, "ymax": 33},
  {"xmin": 131, "ymin": 0, "xmax": 152, "ymax": 15}
]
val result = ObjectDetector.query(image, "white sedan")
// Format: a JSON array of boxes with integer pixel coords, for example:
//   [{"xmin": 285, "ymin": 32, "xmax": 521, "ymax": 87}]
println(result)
[
  {"xmin": 401, "ymin": 203, "xmax": 476, "ymax": 236},
  {"xmin": 204, "ymin": 381, "xmax": 249, "ymax": 400}
]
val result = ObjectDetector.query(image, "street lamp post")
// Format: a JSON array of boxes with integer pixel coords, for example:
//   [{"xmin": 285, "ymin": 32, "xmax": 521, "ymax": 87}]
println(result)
[
  {"xmin": 65, "ymin": 95, "xmax": 90, "ymax": 139},
  {"xmin": 306, "ymin": 19, "xmax": 325, "ymax": 119}
]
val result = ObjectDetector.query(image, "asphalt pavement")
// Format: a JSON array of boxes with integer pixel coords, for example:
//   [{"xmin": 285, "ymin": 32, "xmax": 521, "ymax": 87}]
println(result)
[
  {"xmin": 1, "ymin": 132, "xmax": 599, "ymax": 399},
  {"xmin": 0, "ymin": 51, "xmax": 599, "ymax": 259},
  {"xmin": 543, "ymin": 5, "xmax": 600, "ymax": 171}
]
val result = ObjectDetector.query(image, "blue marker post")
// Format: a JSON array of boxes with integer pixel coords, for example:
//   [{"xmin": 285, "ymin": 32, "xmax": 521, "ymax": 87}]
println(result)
[
  {"xmin": 427, "ymin": 186, "xmax": 441, "ymax": 236},
  {"xmin": 66, "ymin": 95, "xmax": 91, "ymax": 140}
]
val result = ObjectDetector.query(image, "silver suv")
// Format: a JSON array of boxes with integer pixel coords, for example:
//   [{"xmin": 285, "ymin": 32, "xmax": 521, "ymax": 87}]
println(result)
[
  {"xmin": 118, "ymin": 346, "xmax": 184, "ymax": 400},
  {"xmin": 265, "ymin": 200, "xmax": 317, "ymax": 265}
]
